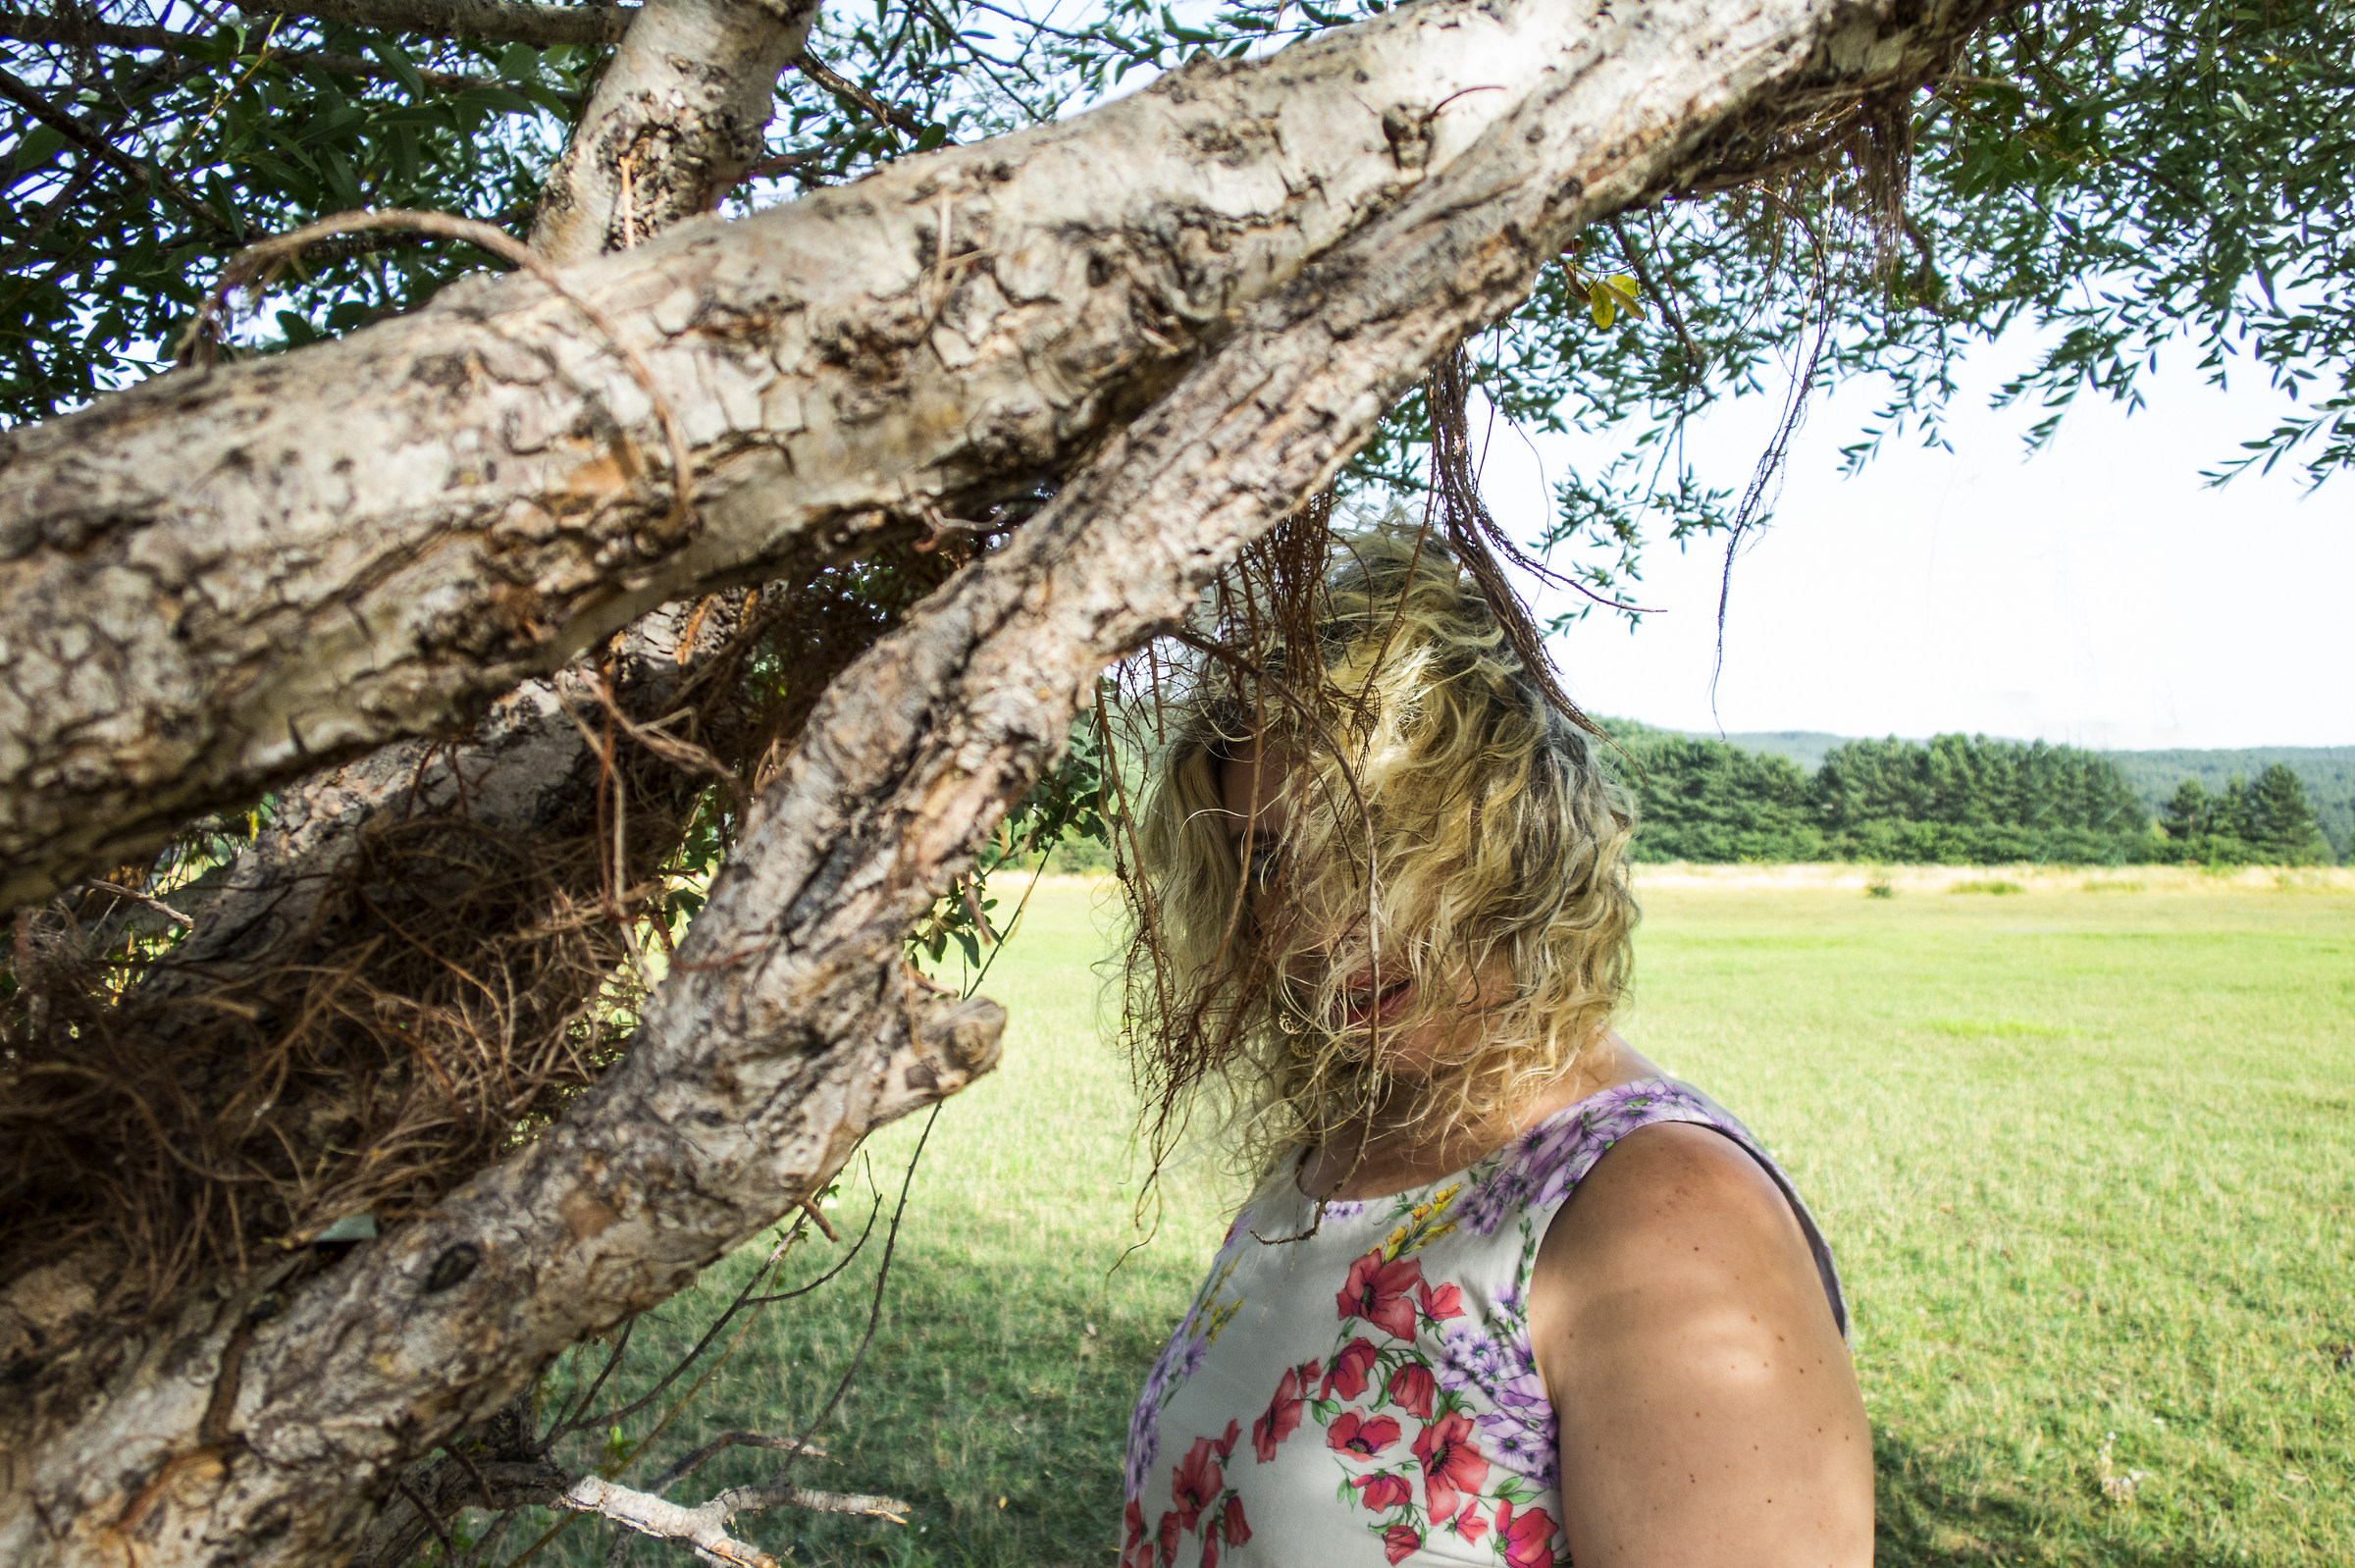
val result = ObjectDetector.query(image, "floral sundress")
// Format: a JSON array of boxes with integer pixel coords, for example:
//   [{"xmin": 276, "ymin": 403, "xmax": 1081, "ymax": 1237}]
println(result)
[{"xmin": 1120, "ymin": 1077, "xmax": 1847, "ymax": 1568}]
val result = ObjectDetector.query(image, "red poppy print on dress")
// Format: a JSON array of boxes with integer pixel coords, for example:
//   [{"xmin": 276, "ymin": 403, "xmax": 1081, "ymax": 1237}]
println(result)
[
  {"xmin": 1337, "ymin": 1251, "xmax": 1424, "ymax": 1339},
  {"xmin": 1386, "ymin": 1362, "xmax": 1437, "ymax": 1420},
  {"xmin": 1450, "ymin": 1497, "xmax": 1488, "ymax": 1545},
  {"xmin": 1123, "ymin": 1498, "xmax": 1148, "ymax": 1568},
  {"xmin": 1222, "ymin": 1494, "xmax": 1251, "ymax": 1547},
  {"xmin": 1412, "ymin": 1410, "xmax": 1491, "ymax": 1521},
  {"xmin": 1351, "ymin": 1473, "xmax": 1414, "ymax": 1512},
  {"xmin": 1492, "ymin": 1498, "xmax": 1560, "ymax": 1568},
  {"xmin": 1323, "ymin": 1336, "xmax": 1379, "ymax": 1400},
  {"xmin": 1252, "ymin": 1367, "xmax": 1305, "ymax": 1462},
  {"xmin": 1211, "ymin": 1418, "xmax": 1239, "ymax": 1462},
  {"xmin": 1326, "ymin": 1410, "xmax": 1402, "ymax": 1458},
  {"xmin": 1157, "ymin": 1510, "xmax": 1178, "ymax": 1568},
  {"xmin": 1173, "ymin": 1437, "xmax": 1223, "ymax": 1531},
  {"xmin": 1382, "ymin": 1523, "xmax": 1422, "ymax": 1565},
  {"xmin": 1415, "ymin": 1281, "xmax": 1464, "ymax": 1323}
]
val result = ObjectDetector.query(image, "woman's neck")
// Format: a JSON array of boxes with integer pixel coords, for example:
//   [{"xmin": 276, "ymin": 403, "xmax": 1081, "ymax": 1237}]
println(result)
[{"xmin": 1296, "ymin": 1034, "xmax": 1663, "ymax": 1203}]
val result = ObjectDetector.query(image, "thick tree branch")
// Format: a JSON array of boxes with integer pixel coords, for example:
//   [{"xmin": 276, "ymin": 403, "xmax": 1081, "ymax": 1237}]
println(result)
[
  {"xmin": 0, "ymin": 0, "xmax": 1984, "ymax": 911},
  {"xmin": 237, "ymin": 0, "xmax": 635, "ymax": 49},
  {"xmin": 529, "ymin": 0, "xmax": 819, "ymax": 265}
]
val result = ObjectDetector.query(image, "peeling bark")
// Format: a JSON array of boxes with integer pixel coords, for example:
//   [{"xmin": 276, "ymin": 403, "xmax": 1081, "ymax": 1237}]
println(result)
[
  {"xmin": 0, "ymin": 0, "xmax": 1979, "ymax": 909},
  {"xmin": 0, "ymin": 2, "xmax": 1996, "ymax": 1565}
]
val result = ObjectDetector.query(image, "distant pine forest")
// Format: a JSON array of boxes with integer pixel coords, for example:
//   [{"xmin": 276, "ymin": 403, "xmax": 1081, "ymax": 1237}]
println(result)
[{"xmin": 1600, "ymin": 720, "xmax": 2353, "ymax": 866}]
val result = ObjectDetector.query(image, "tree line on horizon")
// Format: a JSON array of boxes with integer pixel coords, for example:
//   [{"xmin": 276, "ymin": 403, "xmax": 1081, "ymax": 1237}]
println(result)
[{"xmin": 1602, "ymin": 720, "xmax": 2340, "ymax": 867}]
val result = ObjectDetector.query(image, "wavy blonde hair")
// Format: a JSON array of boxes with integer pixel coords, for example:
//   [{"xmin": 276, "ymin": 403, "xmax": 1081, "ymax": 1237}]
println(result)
[{"xmin": 1118, "ymin": 517, "xmax": 1640, "ymax": 1181}]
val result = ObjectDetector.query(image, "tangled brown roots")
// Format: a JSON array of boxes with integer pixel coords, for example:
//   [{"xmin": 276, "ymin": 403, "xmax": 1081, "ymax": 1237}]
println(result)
[{"xmin": 0, "ymin": 547, "xmax": 959, "ymax": 1333}]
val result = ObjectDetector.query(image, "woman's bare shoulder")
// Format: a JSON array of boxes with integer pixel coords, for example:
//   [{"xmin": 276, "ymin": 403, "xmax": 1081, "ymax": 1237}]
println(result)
[{"xmin": 1526, "ymin": 1120, "xmax": 1871, "ymax": 1567}]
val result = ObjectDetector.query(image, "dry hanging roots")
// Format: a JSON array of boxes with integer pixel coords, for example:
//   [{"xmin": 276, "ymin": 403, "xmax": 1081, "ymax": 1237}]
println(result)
[{"xmin": 0, "ymin": 546, "xmax": 961, "ymax": 1337}]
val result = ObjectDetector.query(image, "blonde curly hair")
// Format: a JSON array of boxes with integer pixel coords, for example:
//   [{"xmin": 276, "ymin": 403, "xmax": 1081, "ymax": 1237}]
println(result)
[{"xmin": 1118, "ymin": 517, "xmax": 1640, "ymax": 1182}]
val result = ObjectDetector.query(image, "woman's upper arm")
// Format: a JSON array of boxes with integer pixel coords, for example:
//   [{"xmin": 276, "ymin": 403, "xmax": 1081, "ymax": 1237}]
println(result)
[{"xmin": 1527, "ymin": 1121, "xmax": 1872, "ymax": 1568}]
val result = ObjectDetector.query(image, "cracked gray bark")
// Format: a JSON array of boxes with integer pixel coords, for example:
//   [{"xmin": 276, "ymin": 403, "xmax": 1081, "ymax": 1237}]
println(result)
[
  {"xmin": 0, "ymin": 0, "xmax": 1973, "ymax": 911},
  {"xmin": 0, "ymin": 1, "xmax": 1998, "ymax": 1563}
]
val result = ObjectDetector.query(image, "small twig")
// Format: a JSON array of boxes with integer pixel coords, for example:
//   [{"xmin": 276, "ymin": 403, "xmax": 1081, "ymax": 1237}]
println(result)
[
  {"xmin": 559, "ymin": 1472, "xmax": 910, "ymax": 1568},
  {"xmin": 766, "ymin": 1109, "xmax": 937, "ymax": 1495},
  {"xmin": 557, "ymin": 1476, "xmax": 775, "ymax": 1568},
  {"xmin": 0, "ymin": 63, "xmax": 218, "ymax": 229},
  {"xmin": 1608, "ymin": 213, "xmax": 1703, "ymax": 384},
  {"xmin": 86, "ymin": 878, "xmax": 193, "ymax": 929},
  {"xmin": 794, "ymin": 52, "xmax": 930, "ymax": 139},
  {"xmin": 797, "ymin": 1199, "xmax": 838, "ymax": 1242},
  {"xmin": 576, "ymin": 672, "xmax": 747, "ymax": 811},
  {"xmin": 560, "ymin": 1218, "xmax": 824, "ymax": 1436},
  {"xmin": 554, "ymin": 1315, "xmax": 638, "ymax": 1436},
  {"xmin": 647, "ymin": 1433, "xmax": 824, "ymax": 1497},
  {"xmin": 0, "ymin": 12, "xmax": 570, "ymax": 96}
]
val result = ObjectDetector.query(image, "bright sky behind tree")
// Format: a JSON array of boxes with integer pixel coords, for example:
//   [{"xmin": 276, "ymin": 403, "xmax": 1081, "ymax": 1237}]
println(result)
[{"xmin": 1479, "ymin": 332, "xmax": 2355, "ymax": 751}]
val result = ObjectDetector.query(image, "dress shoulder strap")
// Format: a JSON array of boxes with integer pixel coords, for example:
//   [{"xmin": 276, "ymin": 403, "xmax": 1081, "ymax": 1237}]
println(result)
[{"xmin": 1461, "ymin": 1077, "xmax": 1849, "ymax": 1338}]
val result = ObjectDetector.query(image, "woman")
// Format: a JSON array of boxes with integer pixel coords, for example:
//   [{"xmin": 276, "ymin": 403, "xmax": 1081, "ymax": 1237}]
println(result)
[{"xmin": 1116, "ymin": 525, "xmax": 1870, "ymax": 1567}]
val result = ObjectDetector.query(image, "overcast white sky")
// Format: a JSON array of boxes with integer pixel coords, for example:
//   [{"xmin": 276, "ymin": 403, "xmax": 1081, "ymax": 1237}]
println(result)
[{"xmin": 1466, "ymin": 333, "xmax": 2355, "ymax": 752}]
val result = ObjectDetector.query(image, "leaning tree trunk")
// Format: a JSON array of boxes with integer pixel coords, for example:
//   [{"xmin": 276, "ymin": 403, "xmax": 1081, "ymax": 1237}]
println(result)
[
  {"xmin": 0, "ymin": 0, "xmax": 862, "ymax": 1521},
  {"xmin": 0, "ymin": 0, "xmax": 1996, "ymax": 1563}
]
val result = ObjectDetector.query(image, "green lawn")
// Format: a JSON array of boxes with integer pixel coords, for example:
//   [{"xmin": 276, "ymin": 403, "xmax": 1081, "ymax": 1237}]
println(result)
[{"xmin": 513, "ymin": 876, "xmax": 2355, "ymax": 1568}]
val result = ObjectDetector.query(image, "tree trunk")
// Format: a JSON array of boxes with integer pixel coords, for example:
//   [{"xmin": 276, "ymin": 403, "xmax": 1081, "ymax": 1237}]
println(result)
[
  {"xmin": 0, "ymin": 0, "xmax": 1996, "ymax": 1563},
  {"xmin": 528, "ymin": 0, "xmax": 818, "ymax": 266}
]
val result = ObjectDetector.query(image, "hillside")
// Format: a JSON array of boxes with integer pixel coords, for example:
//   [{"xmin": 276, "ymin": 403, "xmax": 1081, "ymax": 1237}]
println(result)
[{"xmin": 1606, "ymin": 723, "xmax": 2355, "ymax": 861}]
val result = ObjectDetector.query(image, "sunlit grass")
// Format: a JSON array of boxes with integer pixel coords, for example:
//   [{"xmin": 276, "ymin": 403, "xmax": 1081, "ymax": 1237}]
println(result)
[{"xmin": 508, "ymin": 876, "xmax": 2354, "ymax": 1568}]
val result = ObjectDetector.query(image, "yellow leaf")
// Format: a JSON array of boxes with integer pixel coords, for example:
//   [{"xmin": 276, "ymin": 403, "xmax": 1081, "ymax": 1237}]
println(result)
[{"xmin": 1590, "ymin": 290, "xmax": 1615, "ymax": 328}]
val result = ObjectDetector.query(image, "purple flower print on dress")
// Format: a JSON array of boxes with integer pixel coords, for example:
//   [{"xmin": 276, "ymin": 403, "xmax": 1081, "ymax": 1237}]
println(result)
[
  {"xmin": 1124, "ymin": 1391, "xmax": 1160, "ymax": 1499},
  {"xmin": 1458, "ymin": 1079, "xmax": 1698, "ymax": 1233},
  {"xmin": 1435, "ymin": 1321, "xmax": 1556, "ymax": 1485},
  {"xmin": 1321, "ymin": 1198, "xmax": 1368, "ymax": 1222},
  {"xmin": 1455, "ymin": 1161, "xmax": 1532, "ymax": 1236},
  {"xmin": 1125, "ymin": 1317, "xmax": 1205, "ymax": 1499},
  {"xmin": 1529, "ymin": 1085, "xmax": 1682, "ymax": 1211}
]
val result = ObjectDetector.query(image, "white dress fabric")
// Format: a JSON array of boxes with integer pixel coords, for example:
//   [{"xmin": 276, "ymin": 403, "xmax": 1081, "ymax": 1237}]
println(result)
[{"xmin": 1120, "ymin": 1078, "xmax": 1847, "ymax": 1568}]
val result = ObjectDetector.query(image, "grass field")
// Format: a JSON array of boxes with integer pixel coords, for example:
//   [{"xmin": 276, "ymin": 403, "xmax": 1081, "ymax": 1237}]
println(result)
[{"xmin": 511, "ymin": 872, "xmax": 2355, "ymax": 1568}]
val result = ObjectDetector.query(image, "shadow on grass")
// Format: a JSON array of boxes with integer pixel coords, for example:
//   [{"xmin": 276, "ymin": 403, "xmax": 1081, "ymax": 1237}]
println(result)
[{"xmin": 1874, "ymin": 1432, "xmax": 2203, "ymax": 1568}]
